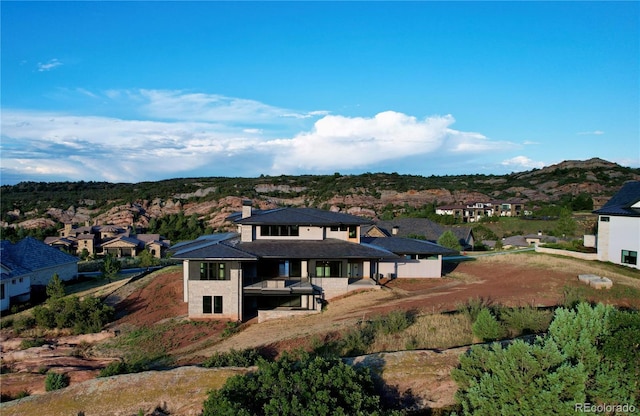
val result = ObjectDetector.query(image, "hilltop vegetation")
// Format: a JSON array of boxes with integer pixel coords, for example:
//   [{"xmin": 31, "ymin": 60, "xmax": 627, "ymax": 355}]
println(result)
[{"xmin": 1, "ymin": 158, "xmax": 638, "ymax": 243}]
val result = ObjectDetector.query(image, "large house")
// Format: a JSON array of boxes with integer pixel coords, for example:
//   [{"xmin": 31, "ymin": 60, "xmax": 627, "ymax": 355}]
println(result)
[
  {"xmin": 45, "ymin": 223, "xmax": 170, "ymax": 259},
  {"xmin": 171, "ymin": 202, "xmax": 458, "ymax": 322},
  {"xmin": 1, "ymin": 237, "xmax": 78, "ymax": 311},
  {"xmin": 593, "ymin": 181, "xmax": 640, "ymax": 269}
]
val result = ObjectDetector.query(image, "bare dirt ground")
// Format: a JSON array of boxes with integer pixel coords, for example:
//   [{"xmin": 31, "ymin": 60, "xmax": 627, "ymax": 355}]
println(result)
[{"xmin": 1, "ymin": 252, "xmax": 638, "ymax": 413}]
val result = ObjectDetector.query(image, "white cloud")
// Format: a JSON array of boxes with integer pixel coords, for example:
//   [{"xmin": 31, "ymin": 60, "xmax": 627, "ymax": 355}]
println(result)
[
  {"xmin": 1, "ymin": 92, "xmax": 514, "ymax": 183},
  {"xmin": 37, "ymin": 58, "xmax": 63, "ymax": 72},
  {"xmin": 501, "ymin": 156, "xmax": 545, "ymax": 170},
  {"xmin": 577, "ymin": 130, "xmax": 605, "ymax": 135}
]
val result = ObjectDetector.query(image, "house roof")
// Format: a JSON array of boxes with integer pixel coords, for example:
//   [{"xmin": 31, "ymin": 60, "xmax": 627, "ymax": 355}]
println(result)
[
  {"xmin": 1, "ymin": 237, "xmax": 78, "ymax": 280},
  {"xmin": 171, "ymin": 233, "xmax": 256, "ymax": 260},
  {"xmin": 232, "ymin": 207, "xmax": 373, "ymax": 226},
  {"xmin": 366, "ymin": 218, "xmax": 473, "ymax": 245},
  {"xmin": 361, "ymin": 237, "xmax": 459, "ymax": 256},
  {"xmin": 236, "ymin": 238, "xmax": 398, "ymax": 260},
  {"xmin": 593, "ymin": 181, "xmax": 640, "ymax": 217},
  {"xmin": 171, "ymin": 234, "xmax": 398, "ymax": 261}
]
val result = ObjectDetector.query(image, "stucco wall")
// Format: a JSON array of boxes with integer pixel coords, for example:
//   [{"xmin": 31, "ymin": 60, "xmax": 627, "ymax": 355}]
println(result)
[
  {"xmin": 598, "ymin": 216, "xmax": 640, "ymax": 269},
  {"xmin": 378, "ymin": 258, "xmax": 442, "ymax": 278},
  {"xmin": 186, "ymin": 261, "xmax": 243, "ymax": 320}
]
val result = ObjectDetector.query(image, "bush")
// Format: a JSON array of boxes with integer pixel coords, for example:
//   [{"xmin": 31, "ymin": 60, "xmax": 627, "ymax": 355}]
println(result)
[
  {"xmin": 12, "ymin": 316, "xmax": 36, "ymax": 334},
  {"xmin": 99, "ymin": 361, "xmax": 138, "ymax": 378},
  {"xmin": 202, "ymin": 348, "xmax": 262, "ymax": 368},
  {"xmin": 45, "ymin": 372, "xmax": 70, "ymax": 391},
  {"xmin": 33, "ymin": 296, "xmax": 114, "ymax": 334},
  {"xmin": 472, "ymin": 308, "xmax": 505, "ymax": 342},
  {"xmin": 202, "ymin": 352, "xmax": 397, "ymax": 416},
  {"xmin": 499, "ymin": 306, "xmax": 553, "ymax": 337},
  {"xmin": 453, "ymin": 303, "xmax": 639, "ymax": 415},
  {"xmin": 20, "ymin": 338, "xmax": 46, "ymax": 350}
]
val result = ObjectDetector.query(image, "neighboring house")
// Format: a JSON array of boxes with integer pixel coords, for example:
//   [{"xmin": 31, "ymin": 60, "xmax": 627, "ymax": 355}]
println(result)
[
  {"xmin": 45, "ymin": 223, "xmax": 170, "ymax": 259},
  {"xmin": 435, "ymin": 200, "xmax": 525, "ymax": 223},
  {"xmin": 364, "ymin": 218, "xmax": 474, "ymax": 250},
  {"xmin": 1, "ymin": 237, "xmax": 78, "ymax": 311},
  {"xmin": 593, "ymin": 181, "xmax": 640, "ymax": 269},
  {"xmin": 171, "ymin": 202, "xmax": 458, "ymax": 322}
]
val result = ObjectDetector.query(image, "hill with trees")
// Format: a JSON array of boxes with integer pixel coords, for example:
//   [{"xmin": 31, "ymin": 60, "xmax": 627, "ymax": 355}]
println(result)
[{"xmin": 1, "ymin": 158, "xmax": 638, "ymax": 243}]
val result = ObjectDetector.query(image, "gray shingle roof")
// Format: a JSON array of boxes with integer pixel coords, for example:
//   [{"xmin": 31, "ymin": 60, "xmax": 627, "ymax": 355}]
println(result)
[
  {"xmin": 593, "ymin": 181, "xmax": 640, "ymax": 217},
  {"xmin": 237, "ymin": 239, "xmax": 398, "ymax": 259},
  {"xmin": 171, "ymin": 235, "xmax": 398, "ymax": 260},
  {"xmin": 362, "ymin": 237, "xmax": 458, "ymax": 256},
  {"xmin": 366, "ymin": 218, "xmax": 473, "ymax": 247},
  {"xmin": 1, "ymin": 237, "xmax": 78, "ymax": 280}
]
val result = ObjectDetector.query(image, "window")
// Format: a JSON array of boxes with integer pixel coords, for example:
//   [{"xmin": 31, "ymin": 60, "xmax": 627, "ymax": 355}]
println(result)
[
  {"xmin": 348, "ymin": 225, "xmax": 357, "ymax": 238},
  {"xmin": 260, "ymin": 225, "xmax": 299, "ymax": 237},
  {"xmin": 600, "ymin": 216, "xmax": 610, "ymax": 222},
  {"xmin": 200, "ymin": 262, "xmax": 227, "ymax": 280},
  {"xmin": 622, "ymin": 250, "xmax": 637, "ymax": 265},
  {"xmin": 203, "ymin": 296, "xmax": 212, "ymax": 314},
  {"xmin": 315, "ymin": 261, "xmax": 342, "ymax": 277},
  {"xmin": 214, "ymin": 296, "xmax": 223, "ymax": 313}
]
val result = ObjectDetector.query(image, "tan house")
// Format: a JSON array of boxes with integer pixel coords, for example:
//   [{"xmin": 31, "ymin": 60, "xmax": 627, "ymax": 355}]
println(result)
[{"xmin": 45, "ymin": 224, "xmax": 170, "ymax": 259}]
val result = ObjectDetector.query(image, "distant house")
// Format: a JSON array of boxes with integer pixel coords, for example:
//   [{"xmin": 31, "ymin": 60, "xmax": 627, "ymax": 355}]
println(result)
[
  {"xmin": 45, "ymin": 223, "xmax": 170, "ymax": 259},
  {"xmin": 593, "ymin": 181, "xmax": 640, "ymax": 269},
  {"xmin": 171, "ymin": 202, "xmax": 458, "ymax": 322},
  {"xmin": 364, "ymin": 218, "xmax": 474, "ymax": 250},
  {"xmin": 1, "ymin": 237, "xmax": 78, "ymax": 311},
  {"xmin": 435, "ymin": 200, "xmax": 525, "ymax": 223}
]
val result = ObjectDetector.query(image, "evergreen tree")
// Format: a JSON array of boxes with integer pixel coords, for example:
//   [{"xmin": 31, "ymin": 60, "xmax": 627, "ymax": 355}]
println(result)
[
  {"xmin": 437, "ymin": 230, "xmax": 462, "ymax": 251},
  {"xmin": 46, "ymin": 273, "xmax": 65, "ymax": 301}
]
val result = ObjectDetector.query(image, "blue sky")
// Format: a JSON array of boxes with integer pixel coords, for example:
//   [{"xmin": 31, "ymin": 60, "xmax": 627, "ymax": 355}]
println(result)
[{"xmin": 2, "ymin": 1, "xmax": 638, "ymax": 185}]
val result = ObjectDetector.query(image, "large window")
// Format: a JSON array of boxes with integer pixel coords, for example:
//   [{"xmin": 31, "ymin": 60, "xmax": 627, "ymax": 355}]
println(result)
[
  {"xmin": 203, "ymin": 295, "xmax": 223, "ymax": 314},
  {"xmin": 203, "ymin": 296, "xmax": 212, "ymax": 314},
  {"xmin": 200, "ymin": 262, "xmax": 227, "ymax": 280},
  {"xmin": 622, "ymin": 250, "xmax": 637, "ymax": 265},
  {"xmin": 261, "ymin": 225, "xmax": 300, "ymax": 237},
  {"xmin": 214, "ymin": 296, "xmax": 223, "ymax": 313},
  {"xmin": 315, "ymin": 261, "xmax": 342, "ymax": 277}
]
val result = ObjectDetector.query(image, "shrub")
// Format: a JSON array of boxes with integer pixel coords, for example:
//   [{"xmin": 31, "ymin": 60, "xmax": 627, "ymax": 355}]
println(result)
[
  {"xmin": 453, "ymin": 303, "xmax": 639, "ymax": 415},
  {"xmin": 46, "ymin": 273, "xmax": 65, "ymax": 301},
  {"xmin": 457, "ymin": 297, "xmax": 493, "ymax": 323},
  {"xmin": 32, "ymin": 296, "xmax": 114, "ymax": 334},
  {"xmin": 202, "ymin": 348, "xmax": 262, "ymax": 368},
  {"xmin": 499, "ymin": 306, "xmax": 553, "ymax": 337},
  {"xmin": 12, "ymin": 316, "xmax": 36, "ymax": 334},
  {"xmin": 472, "ymin": 308, "xmax": 505, "ymax": 342},
  {"xmin": 0, "ymin": 317, "xmax": 14, "ymax": 329},
  {"xmin": 453, "ymin": 338, "xmax": 587, "ymax": 415},
  {"xmin": 45, "ymin": 371, "xmax": 70, "ymax": 391},
  {"xmin": 20, "ymin": 338, "xmax": 46, "ymax": 350},
  {"xmin": 99, "ymin": 361, "xmax": 138, "ymax": 378},
  {"xmin": 202, "ymin": 352, "xmax": 396, "ymax": 416},
  {"xmin": 221, "ymin": 321, "xmax": 240, "ymax": 338}
]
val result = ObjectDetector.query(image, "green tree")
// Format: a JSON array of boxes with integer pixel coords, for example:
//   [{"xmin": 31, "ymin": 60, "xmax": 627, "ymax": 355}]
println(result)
[
  {"xmin": 472, "ymin": 308, "xmax": 505, "ymax": 342},
  {"xmin": 554, "ymin": 208, "xmax": 577, "ymax": 238},
  {"xmin": 203, "ymin": 352, "xmax": 396, "ymax": 416},
  {"xmin": 138, "ymin": 249, "xmax": 157, "ymax": 268},
  {"xmin": 45, "ymin": 372, "xmax": 70, "ymax": 391},
  {"xmin": 45, "ymin": 273, "xmax": 65, "ymax": 301},
  {"xmin": 101, "ymin": 253, "xmax": 121, "ymax": 283},
  {"xmin": 453, "ymin": 338, "xmax": 587, "ymax": 416},
  {"xmin": 437, "ymin": 230, "xmax": 462, "ymax": 251}
]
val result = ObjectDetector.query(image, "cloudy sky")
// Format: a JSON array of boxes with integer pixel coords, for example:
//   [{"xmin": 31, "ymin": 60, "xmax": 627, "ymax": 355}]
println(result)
[{"xmin": 2, "ymin": 2, "xmax": 638, "ymax": 185}]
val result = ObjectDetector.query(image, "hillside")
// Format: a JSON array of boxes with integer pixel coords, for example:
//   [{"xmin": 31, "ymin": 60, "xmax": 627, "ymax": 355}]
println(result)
[{"xmin": 1, "ymin": 158, "xmax": 638, "ymax": 233}]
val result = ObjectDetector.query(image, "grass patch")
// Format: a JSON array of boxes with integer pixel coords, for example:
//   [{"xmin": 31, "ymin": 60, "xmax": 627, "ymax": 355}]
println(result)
[{"xmin": 19, "ymin": 338, "xmax": 46, "ymax": 350}]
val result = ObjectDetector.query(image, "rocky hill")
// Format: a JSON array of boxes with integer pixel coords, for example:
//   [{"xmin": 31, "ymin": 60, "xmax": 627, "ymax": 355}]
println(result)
[{"xmin": 1, "ymin": 158, "xmax": 638, "ymax": 232}]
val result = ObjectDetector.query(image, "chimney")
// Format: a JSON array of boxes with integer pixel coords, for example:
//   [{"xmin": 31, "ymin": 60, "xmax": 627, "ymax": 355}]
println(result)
[
  {"xmin": 392, "ymin": 226, "xmax": 399, "ymax": 236},
  {"xmin": 242, "ymin": 200, "xmax": 253, "ymax": 219}
]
